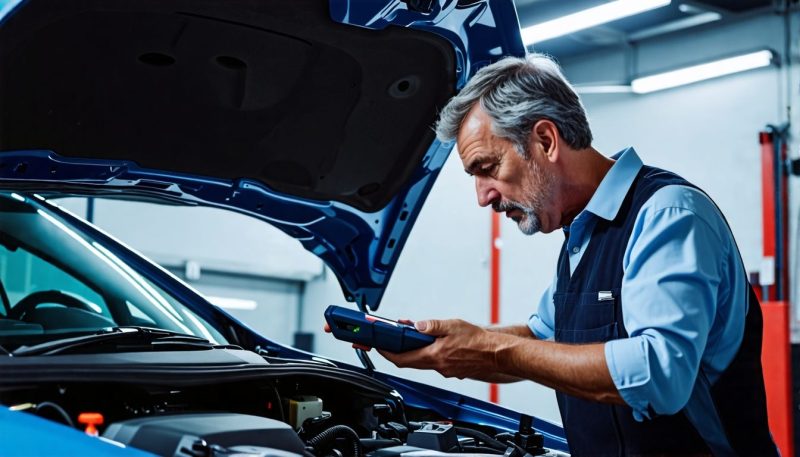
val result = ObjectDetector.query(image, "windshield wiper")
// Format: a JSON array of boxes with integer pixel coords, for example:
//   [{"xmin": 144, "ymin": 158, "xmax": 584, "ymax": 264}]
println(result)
[{"xmin": 11, "ymin": 326, "xmax": 222, "ymax": 356}]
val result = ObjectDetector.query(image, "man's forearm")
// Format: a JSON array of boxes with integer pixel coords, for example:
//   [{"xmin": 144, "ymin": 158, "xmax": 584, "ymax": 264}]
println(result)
[
  {"xmin": 495, "ymin": 335, "xmax": 624, "ymax": 404},
  {"xmin": 379, "ymin": 319, "xmax": 625, "ymax": 404},
  {"xmin": 474, "ymin": 325, "xmax": 535, "ymax": 383},
  {"xmin": 469, "ymin": 371, "xmax": 525, "ymax": 383},
  {"xmin": 485, "ymin": 324, "xmax": 535, "ymax": 338}
]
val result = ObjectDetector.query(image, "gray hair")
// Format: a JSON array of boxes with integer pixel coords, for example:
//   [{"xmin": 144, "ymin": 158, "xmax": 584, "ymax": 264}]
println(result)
[{"xmin": 435, "ymin": 53, "xmax": 592, "ymax": 155}]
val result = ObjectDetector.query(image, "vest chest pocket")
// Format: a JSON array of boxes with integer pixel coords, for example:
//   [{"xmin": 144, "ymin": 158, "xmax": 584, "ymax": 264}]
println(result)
[{"xmin": 554, "ymin": 290, "xmax": 619, "ymax": 342}]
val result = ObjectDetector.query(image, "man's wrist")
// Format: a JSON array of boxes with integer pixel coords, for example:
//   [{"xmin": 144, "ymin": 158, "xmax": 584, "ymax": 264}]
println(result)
[{"xmin": 490, "ymin": 331, "xmax": 521, "ymax": 375}]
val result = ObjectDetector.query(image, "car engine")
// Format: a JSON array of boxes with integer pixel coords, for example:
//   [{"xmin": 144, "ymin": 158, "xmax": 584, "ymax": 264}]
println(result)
[{"xmin": 0, "ymin": 350, "xmax": 566, "ymax": 457}]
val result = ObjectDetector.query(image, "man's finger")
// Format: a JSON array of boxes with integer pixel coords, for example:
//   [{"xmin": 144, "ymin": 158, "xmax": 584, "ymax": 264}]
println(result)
[
  {"xmin": 353, "ymin": 343, "xmax": 372, "ymax": 351},
  {"xmin": 378, "ymin": 348, "xmax": 422, "ymax": 368},
  {"xmin": 415, "ymin": 319, "xmax": 453, "ymax": 336},
  {"xmin": 324, "ymin": 323, "xmax": 331, "ymax": 333}
]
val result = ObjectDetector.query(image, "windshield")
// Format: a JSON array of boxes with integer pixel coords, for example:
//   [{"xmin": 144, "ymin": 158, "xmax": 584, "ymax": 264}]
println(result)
[{"xmin": 0, "ymin": 192, "xmax": 226, "ymax": 350}]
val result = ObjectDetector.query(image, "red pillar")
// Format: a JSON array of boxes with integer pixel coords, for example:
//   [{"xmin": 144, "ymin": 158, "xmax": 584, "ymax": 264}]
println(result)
[
  {"xmin": 761, "ymin": 301, "xmax": 793, "ymax": 457},
  {"xmin": 489, "ymin": 211, "xmax": 501, "ymax": 403},
  {"xmin": 759, "ymin": 130, "xmax": 793, "ymax": 457}
]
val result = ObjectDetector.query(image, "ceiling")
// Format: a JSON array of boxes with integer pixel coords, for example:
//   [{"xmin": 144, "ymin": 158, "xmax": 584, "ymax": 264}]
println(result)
[{"xmin": 512, "ymin": 0, "xmax": 779, "ymax": 59}]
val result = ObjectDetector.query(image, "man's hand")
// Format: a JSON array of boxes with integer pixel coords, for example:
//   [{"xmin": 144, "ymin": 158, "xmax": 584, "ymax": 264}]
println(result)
[
  {"xmin": 324, "ymin": 318, "xmax": 622, "ymax": 403},
  {"xmin": 378, "ymin": 319, "xmax": 515, "ymax": 380}
]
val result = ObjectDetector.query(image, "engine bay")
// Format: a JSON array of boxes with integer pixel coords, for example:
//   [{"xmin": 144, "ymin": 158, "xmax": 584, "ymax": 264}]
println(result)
[{"xmin": 0, "ymin": 354, "xmax": 564, "ymax": 457}]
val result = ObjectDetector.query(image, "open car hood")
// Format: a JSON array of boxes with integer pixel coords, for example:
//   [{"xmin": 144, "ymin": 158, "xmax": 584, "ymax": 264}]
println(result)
[{"xmin": 0, "ymin": 0, "xmax": 524, "ymax": 310}]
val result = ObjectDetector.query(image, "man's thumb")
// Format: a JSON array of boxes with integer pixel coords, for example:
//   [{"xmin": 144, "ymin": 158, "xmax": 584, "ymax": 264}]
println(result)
[{"xmin": 415, "ymin": 319, "xmax": 446, "ymax": 335}]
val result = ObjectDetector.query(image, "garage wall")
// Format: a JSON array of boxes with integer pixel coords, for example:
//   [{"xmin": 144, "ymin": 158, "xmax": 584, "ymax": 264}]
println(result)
[
  {"xmin": 88, "ymin": 200, "xmax": 323, "ymax": 282},
  {"xmin": 164, "ymin": 267, "xmax": 304, "ymax": 345}
]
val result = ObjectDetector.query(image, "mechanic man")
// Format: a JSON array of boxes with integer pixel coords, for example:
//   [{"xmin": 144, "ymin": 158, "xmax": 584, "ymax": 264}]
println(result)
[{"xmin": 380, "ymin": 54, "xmax": 777, "ymax": 456}]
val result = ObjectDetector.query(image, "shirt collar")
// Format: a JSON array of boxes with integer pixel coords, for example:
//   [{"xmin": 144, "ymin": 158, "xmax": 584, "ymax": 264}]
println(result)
[{"xmin": 583, "ymin": 147, "xmax": 643, "ymax": 221}]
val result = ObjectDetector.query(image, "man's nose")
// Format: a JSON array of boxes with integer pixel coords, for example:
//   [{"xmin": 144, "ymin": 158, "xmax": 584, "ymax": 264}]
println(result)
[{"xmin": 475, "ymin": 177, "xmax": 500, "ymax": 207}]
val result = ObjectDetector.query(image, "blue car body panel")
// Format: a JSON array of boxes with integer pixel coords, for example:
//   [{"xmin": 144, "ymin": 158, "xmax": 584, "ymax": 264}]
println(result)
[
  {"xmin": 330, "ymin": 0, "xmax": 525, "ymax": 90},
  {"xmin": 0, "ymin": 0, "xmax": 568, "ymax": 454},
  {"xmin": 0, "ymin": 405, "xmax": 156, "ymax": 456},
  {"xmin": 371, "ymin": 373, "xmax": 569, "ymax": 451}
]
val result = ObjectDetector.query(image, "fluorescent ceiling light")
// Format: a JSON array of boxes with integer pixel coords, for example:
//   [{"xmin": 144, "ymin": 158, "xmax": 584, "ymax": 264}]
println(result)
[
  {"xmin": 574, "ymin": 84, "xmax": 633, "ymax": 94},
  {"xmin": 521, "ymin": 0, "xmax": 671, "ymax": 45},
  {"xmin": 631, "ymin": 50, "xmax": 775, "ymax": 94},
  {"xmin": 207, "ymin": 296, "xmax": 258, "ymax": 310}
]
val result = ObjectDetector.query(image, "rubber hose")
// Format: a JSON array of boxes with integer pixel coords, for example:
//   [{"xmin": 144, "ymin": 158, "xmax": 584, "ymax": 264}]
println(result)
[
  {"xmin": 461, "ymin": 445, "xmax": 505, "ymax": 454},
  {"xmin": 359, "ymin": 438, "xmax": 402, "ymax": 452},
  {"xmin": 307, "ymin": 425, "xmax": 362, "ymax": 457},
  {"xmin": 35, "ymin": 401, "xmax": 74, "ymax": 427},
  {"xmin": 454, "ymin": 426, "xmax": 507, "ymax": 451}
]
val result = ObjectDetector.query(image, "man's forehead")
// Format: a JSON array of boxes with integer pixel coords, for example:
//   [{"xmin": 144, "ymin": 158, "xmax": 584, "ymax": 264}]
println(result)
[
  {"xmin": 461, "ymin": 107, "xmax": 487, "ymax": 135},
  {"xmin": 456, "ymin": 105, "xmax": 492, "ymax": 158}
]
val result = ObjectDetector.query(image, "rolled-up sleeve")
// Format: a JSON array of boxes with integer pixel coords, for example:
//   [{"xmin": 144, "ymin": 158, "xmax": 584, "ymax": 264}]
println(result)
[
  {"xmin": 528, "ymin": 274, "xmax": 557, "ymax": 340},
  {"xmin": 606, "ymin": 200, "xmax": 727, "ymax": 421}
]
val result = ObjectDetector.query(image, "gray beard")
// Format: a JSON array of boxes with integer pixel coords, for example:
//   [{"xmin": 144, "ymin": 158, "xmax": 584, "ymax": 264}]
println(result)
[
  {"xmin": 493, "ymin": 200, "xmax": 542, "ymax": 235},
  {"xmin": 492, "ymin": 157, "xmax": 554, "ymax": 235}
]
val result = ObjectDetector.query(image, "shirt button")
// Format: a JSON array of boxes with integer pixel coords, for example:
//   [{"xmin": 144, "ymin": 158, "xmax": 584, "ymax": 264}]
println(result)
[{"xmin": 572, "ymin": 247, "xmax": 580, "ymax": 254}]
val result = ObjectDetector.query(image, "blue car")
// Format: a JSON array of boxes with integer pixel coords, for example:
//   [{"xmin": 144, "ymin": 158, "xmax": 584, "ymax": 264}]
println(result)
[{"xmin": 0, "ymin": 0, "xmax": 568, "ymax": 455}]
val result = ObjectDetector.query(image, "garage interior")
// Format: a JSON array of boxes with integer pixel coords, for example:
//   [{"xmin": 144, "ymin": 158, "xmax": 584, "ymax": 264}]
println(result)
[{"xmin": 10, "ymin": 0, "xmax": 798, "ymax": 455}]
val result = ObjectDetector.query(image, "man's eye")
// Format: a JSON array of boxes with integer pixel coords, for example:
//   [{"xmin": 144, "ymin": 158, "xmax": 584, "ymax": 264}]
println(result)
[{"xmin": 466, "ymin": 161, "xmax": 498, "ymax": 177}]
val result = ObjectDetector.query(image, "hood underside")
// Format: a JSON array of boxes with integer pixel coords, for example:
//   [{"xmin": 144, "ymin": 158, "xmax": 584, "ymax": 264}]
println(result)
[
  {"xmin": 0, "ymin": 0, "xmax": 455, "ymax": 212},
  {"xmin": 0, "ymin": 0, "xmax": 525, "ymax": 310}
]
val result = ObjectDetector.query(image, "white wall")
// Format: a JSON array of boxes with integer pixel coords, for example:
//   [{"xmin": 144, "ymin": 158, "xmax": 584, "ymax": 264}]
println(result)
[{"xmin": 90, "ymin": 200, "xmax": 323, "ymax": 281}]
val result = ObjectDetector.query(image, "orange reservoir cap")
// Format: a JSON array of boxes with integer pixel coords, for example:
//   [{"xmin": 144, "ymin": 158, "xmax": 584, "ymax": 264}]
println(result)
[{"xmin": 78, "ymin": 412, "xmax": 104, "ymax": 436}]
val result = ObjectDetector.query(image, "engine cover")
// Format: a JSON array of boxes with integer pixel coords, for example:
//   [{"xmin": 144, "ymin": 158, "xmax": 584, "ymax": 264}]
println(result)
[{"xmin": 102, "ymin": 412, "xmax": 306, "ymax": 457}]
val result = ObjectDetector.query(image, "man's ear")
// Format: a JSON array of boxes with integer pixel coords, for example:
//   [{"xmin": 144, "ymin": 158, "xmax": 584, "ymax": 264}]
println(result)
[{"xmin": 530, "ymin": 119, "xmax": 559, "ymax": 163}]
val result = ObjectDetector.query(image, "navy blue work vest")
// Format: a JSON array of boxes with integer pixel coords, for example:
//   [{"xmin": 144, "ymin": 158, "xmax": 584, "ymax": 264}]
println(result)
[{"xmin": 553, "ymin": 165, "xmax": 777, "ymax": 456}]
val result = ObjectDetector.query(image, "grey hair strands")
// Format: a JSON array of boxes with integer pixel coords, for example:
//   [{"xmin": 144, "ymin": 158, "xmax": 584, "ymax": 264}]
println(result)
[{"xmin": 434, "ymin": 54, "xmax": 593, "ymax": 156}]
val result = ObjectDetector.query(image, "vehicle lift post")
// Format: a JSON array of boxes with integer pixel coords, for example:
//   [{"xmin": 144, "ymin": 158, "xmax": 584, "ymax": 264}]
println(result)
[{"xmin": 757, "ymin": 125, "xmax": 794, "ymax": 457}]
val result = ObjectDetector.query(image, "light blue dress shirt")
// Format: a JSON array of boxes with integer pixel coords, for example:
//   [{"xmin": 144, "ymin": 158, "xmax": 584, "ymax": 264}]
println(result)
[{"xmin": 528, "ymin": 148, "xmax": 747, "ymax": 427}]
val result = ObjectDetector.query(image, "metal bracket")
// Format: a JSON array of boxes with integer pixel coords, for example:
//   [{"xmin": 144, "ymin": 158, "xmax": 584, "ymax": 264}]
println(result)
[
  {"xmin": 356, "ymin": 348, "xmax": 376, "ymax": 374},
  {"xmin": 354, "ymin": 294, "xmax": 375, "ymax": 374}
]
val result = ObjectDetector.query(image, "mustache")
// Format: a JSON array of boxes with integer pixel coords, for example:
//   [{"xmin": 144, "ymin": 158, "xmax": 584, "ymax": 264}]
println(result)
[{"xmin": 493, "ymin": 200, "xmax": 528, "ymax": 213}]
